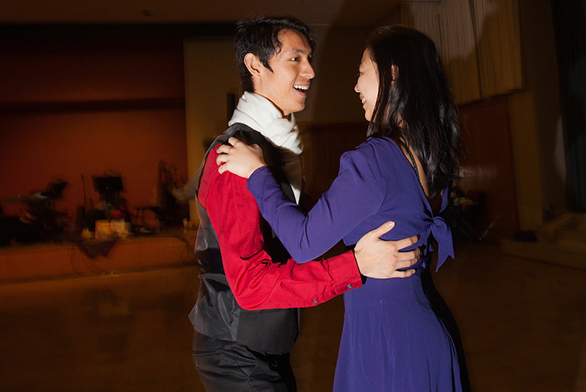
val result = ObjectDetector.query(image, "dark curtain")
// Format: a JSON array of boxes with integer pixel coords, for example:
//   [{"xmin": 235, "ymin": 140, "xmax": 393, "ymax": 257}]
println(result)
[{"xmin": 551, "ymin": 0, "xmax": 586, "ymax": 211}]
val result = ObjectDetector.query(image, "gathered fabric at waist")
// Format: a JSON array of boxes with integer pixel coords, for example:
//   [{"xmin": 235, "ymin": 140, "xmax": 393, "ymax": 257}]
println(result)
[{"xmin": 343, "ymin": 269, "xmax": 429, "ymax": 312}]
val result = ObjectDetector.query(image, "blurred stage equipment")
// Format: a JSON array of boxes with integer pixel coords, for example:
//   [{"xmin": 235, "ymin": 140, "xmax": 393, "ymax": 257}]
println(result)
[
  {"xmin": 1, "ymin": 179, "xmax": 68, "ymax": 244},
  {"xmin": 92, "ymin": 175, "xmax": 124, "ymax": 206}
]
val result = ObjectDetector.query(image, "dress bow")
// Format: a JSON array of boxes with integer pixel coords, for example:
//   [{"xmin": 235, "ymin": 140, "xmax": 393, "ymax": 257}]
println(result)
[{"xmin": 427, "ymin": 215, "xmax": 454, "ymax": 271}]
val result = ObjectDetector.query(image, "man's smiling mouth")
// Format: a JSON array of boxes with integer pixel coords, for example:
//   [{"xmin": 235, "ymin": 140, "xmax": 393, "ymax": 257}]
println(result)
[{"xmin": 294, "ymin": 85, "xmax": 309, "ymax": 93}]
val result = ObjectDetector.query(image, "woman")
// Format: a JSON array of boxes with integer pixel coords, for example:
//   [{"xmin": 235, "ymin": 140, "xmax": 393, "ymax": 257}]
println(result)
[{"xmin": 217, "ymin": 25, "xmax": 463, "ymax": 392}]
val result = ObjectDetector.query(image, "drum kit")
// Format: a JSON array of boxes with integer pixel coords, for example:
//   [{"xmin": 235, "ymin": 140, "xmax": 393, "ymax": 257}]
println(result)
[
  {"xmin": 1, "ymin": 164, "xmax": 189, "ymax": 245},
  {"xmin": 0, "ymin": 180, "xmax": 68, "ymax": 244}
]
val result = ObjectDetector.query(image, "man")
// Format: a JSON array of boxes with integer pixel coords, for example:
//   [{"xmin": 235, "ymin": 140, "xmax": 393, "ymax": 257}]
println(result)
[{"xmin": 189, "ymin": 16, "xmax": 419, "ymax": 391}]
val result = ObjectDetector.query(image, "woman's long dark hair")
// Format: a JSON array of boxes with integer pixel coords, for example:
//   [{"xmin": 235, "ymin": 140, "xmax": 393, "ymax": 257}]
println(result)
[{"xmin": 367, "ymin": 25, "xmax": 460, "ymax": 199}]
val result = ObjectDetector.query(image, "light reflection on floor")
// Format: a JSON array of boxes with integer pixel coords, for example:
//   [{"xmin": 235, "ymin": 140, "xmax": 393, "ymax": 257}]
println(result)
[{"xmin": 0, "ymin": 242, "xmax": 584, "ymax": 392}]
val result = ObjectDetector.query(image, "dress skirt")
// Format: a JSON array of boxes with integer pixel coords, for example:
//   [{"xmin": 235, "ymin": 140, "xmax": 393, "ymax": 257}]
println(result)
[{"xmin": 333, "ymin": 271, "xmax": 462, "ymax": 392}]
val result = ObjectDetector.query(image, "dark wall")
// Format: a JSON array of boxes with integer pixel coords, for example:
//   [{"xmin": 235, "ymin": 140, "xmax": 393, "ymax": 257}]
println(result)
[{"xmin": 0, "ymin": 31, "xmax": 188, "ymax": 225}]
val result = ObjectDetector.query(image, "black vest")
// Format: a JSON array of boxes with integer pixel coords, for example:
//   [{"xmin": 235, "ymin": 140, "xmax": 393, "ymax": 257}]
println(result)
[{"xmin": 188, "ymin": 123, "xmax": 299, "ymax": 354}]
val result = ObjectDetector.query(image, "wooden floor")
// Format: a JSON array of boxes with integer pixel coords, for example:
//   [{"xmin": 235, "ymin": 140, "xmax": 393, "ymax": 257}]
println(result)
[{"xmin": 0, "ymin": 242, "xmax": 585, "ymax": 391}]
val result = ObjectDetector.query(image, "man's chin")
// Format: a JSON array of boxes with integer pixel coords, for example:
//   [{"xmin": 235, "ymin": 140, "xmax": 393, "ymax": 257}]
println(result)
[{"xmin": 294, "ymin": 102, "xmax": 307, "ymax": 114}]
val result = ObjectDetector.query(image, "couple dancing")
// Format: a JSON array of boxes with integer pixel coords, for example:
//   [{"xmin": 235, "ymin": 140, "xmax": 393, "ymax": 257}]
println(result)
[{"xmin": 190, "ymin": 15, "xmax": 464, "ymax": 392}]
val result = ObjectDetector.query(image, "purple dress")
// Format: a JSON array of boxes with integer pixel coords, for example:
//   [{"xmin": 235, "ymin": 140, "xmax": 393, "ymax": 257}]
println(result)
[{"xmin": 247, "ymin": 136, "xmax": 462, "ymax": 391}]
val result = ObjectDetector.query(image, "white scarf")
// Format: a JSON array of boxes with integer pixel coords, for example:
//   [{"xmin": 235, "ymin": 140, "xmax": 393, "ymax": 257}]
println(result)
[{"xmin": 228, "ymin": 92, "xmax": 303, "ymax": 204}]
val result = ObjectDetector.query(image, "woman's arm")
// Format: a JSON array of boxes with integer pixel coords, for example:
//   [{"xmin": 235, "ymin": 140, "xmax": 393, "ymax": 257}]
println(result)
[
  {"xmin": 216, "ymin": 138, "xmax": 420, "ymax": 270},
  {"xmin": 247, "ymin": 148, "xmax": 384, "ymax": 262}
]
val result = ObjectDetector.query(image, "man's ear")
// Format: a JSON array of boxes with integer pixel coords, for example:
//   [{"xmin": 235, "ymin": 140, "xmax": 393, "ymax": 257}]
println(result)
[{"xmin": 244, "ymin": 53, "xmax": 262, "ymax": 79}]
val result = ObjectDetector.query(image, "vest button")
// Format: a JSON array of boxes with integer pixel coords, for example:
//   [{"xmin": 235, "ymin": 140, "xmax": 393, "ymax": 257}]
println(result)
[
  {"xmin": 313, "ymin": 299, "xmax": 318, "ymax": 304},
  {"xmin": 346, "ymin": 284, "xmax": 352, "ymax": 289}
]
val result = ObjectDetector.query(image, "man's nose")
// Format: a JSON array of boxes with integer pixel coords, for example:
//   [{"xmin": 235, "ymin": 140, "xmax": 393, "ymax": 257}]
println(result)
[{"xmin": 302, "ymin": 60, "xmax": 315, "ymax": 79}]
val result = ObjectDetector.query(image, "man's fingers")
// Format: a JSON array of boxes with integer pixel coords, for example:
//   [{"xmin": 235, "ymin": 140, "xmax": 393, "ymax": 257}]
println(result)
[
  {"xmin": 395, "ymin": 259, "xmax": 417, "ymax": 269},
  {"xmin": 392, "ymin": 251, "xmax": 419, "ymax": 266},
  {"xmin": 368, "ymin": 221, "xmax": 395, "ymax": 239},
  {"xmin": 392, "ymin": 235, "xmax": 419, "ymax": 251},
  {"xmin": 400, "ymin": 269, "xmax": 415, "ymax": 278},
  {"xmin": 391, "ymin": 268, "xmax": 415, "ymax": 279},
  {"xmin": 395, "ymin": 248, "xmax": 418, "ymax": 260},
  {"xmin": 227, "ymin": 137, "xmax": 239, "ymax": 146}
]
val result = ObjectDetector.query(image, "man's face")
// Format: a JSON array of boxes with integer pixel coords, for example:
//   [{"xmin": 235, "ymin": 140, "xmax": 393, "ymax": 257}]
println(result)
[{"xmin": 255, "ymin": 30, "xmax": 315, "ymax": 117}]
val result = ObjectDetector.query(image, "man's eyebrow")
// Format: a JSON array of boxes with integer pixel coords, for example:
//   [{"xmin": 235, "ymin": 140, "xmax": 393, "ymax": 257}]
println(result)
[{"xmin": 287, "ymin": 47, "xmax": 310, "ymax": 55}]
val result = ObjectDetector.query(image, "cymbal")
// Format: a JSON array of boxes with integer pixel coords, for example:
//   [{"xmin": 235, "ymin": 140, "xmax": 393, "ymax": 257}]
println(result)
[{"xmin": 3, "ymin": 193, "xmax": 48, "ymax": 204}]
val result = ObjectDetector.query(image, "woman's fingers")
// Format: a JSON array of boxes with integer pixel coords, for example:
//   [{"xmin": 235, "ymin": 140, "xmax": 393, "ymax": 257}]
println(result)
[
  {"xmin": 215, "ymin": 138, "xmax": 265, "ymax": 178},
  {"xmin": 216, "ymin": 144, "xmax": 231, "ymax": 155}
]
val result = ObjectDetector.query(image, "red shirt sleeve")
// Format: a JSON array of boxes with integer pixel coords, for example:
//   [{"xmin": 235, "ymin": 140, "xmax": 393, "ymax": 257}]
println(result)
[{"xmin": 198, "ymin": 145, "xmax": 362, "ymax": 310}]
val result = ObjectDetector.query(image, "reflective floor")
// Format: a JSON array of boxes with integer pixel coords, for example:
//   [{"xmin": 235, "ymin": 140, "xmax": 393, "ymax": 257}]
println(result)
[{"xmin": 0, "ymin": 242, "xmax": 585, "ymax": 391}]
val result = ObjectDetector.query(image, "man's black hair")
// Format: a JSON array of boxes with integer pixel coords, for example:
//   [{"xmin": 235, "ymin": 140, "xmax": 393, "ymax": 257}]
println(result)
[{"xmin": 235, "ymin": 16, "xmax": 316, "ymax": 92}]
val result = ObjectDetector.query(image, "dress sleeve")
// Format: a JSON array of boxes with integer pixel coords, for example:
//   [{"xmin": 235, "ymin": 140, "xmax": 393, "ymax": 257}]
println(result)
[
  {"xmin": 247, "ymin": 147, "xmax": 384, "ymax": 263},
  {"xmin": 200, "ymin": 146, "xmax": 363, "ymax": 311}
]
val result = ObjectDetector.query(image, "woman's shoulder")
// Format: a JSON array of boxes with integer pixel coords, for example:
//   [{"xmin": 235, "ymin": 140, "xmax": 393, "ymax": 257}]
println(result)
[
  {"xmin": 336, "ymin": 137, "xmax": 404, "ymax": 185},
  {"xmin": 342, "ymin": 136, "xmax": 401, "ymax": 163},
  {"xmin": 361, "ymin": 136, "xmax": 399, "ymax": 151}
]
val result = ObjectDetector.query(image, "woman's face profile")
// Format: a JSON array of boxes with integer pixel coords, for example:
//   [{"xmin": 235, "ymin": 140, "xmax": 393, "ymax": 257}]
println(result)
[{"xmin": 354, "ymin": 49, "xmax": 379, "ymax": 122}]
